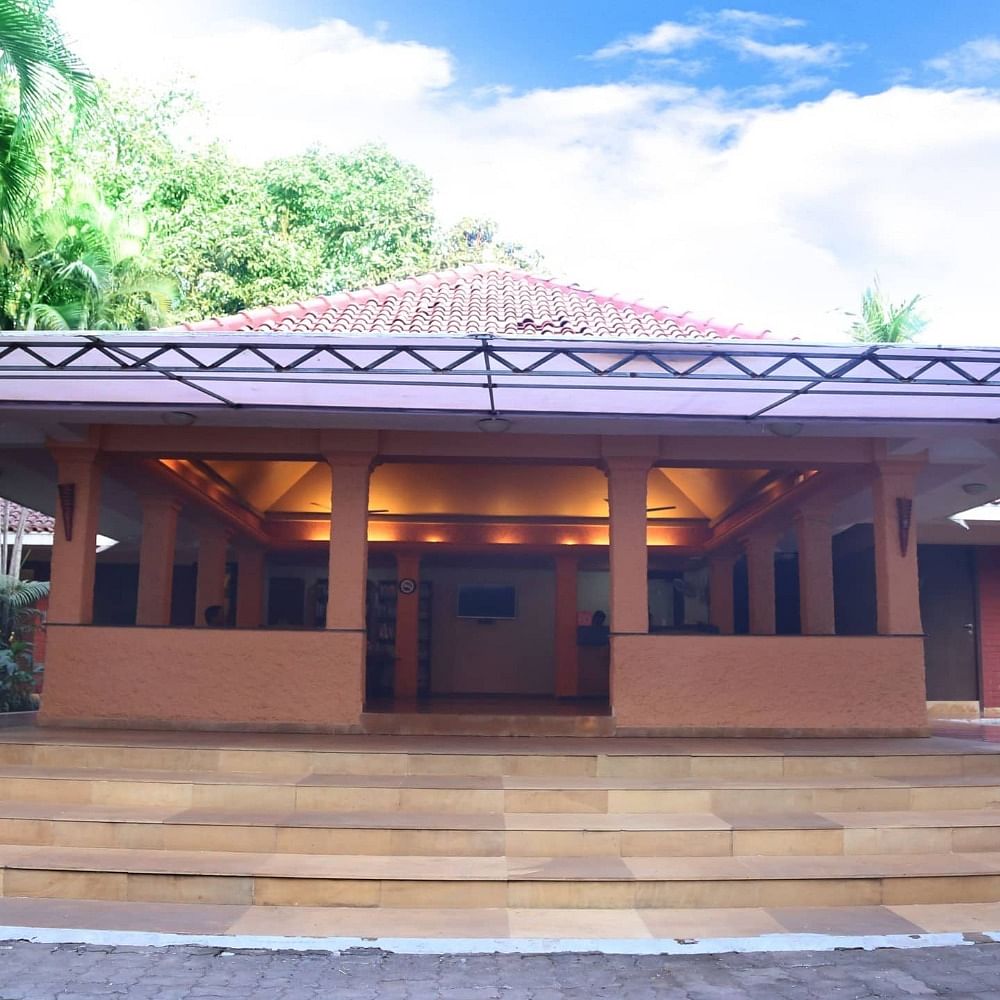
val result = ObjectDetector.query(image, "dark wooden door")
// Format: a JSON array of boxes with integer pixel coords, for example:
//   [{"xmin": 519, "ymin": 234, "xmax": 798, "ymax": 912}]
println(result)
[{"xmin": 919, "ymin": 545, "xmax": 979, "ymax": 701}]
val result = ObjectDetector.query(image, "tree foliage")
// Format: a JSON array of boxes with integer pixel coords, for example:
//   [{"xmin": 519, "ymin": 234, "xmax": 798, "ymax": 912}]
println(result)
[
  {"xmin": 847, "ymin": 277, "xmax": 927, "ymax": 344},
  {"xmin": 0, "ymin": 0, "xmax": 94, "ymax": 239},
  {"xmin": 0, "ymin": 13, "xmax": 540, "ymax": 329}
]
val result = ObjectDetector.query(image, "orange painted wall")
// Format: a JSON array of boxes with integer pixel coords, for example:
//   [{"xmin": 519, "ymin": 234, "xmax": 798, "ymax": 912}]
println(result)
[
  {"xmin": 612, "ymin": 635, "xmax": 927, "ymax": 734},
  {"xmin": 39, "ymin": 626, "xmax": 364, "ymax": 732}
]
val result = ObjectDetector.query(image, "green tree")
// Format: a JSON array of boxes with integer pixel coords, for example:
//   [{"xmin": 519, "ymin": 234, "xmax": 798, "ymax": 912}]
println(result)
[
  {"xmin": 848, "ymin": 277, "xmax": 927, "ymax": 344},
  {"xmin": 4, "ymin": 181, "xmax": 173, "ymax": 329},
  {"xmin": 264, "ymin": 145, "xmax": 437, "ymax": 289},
  {"xmin": 0, "ymin": 0, "xmax": 94, "ymax": 237},
  {"xmin": 434, "ymin": 216, "xmax": 542, "ymax": 271},
  {"xmin": 151, "ymin": 151, "xmax": 325, "ymax": 320}
]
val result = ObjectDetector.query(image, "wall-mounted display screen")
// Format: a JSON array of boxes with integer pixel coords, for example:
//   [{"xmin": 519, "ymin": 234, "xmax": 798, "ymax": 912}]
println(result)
[{"xmin": 457, "ymin": 585, "xmax": 517, "ymax": 620}]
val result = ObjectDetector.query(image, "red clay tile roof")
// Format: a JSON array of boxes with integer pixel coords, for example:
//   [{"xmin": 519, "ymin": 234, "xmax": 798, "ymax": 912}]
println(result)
[
  {"xmin": 1, "ymin": 500, "xmax": 53, "ymax": 534},
  {"xmin": 175, "ymin": 265, "xmax": 771, "ymax": 340}
]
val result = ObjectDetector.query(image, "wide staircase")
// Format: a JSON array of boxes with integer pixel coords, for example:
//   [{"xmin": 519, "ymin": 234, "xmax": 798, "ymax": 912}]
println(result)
[{"xmin": 1, "ymin": 729, "xmax": 1000, "ymax": 912}]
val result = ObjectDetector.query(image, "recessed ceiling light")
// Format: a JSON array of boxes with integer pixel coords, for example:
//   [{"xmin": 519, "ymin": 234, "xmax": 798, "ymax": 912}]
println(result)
[
  {"xmin": 766, "ymin": 422, "xmax": 804, "ymax": 438},
  {"xmin": 161, "ymin": 411, "xmax": 196, "ymax": 427},
  {"xmin": 962, "ymin": 482, "xmax": 989, "ymax": 495},
  {"xmin": 477, "ymin": 416, "xmax": 512, "ymax": 433}
]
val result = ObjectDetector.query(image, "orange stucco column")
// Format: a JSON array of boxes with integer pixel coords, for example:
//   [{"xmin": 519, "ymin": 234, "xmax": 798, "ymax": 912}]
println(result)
[
  {"xmin": 554, "ymin": 552, "xmax": 580, "ymax": 697},
  {"xmin": 394, "ymin": 552, "xmax": 421, "ymax": 699},
  {"xmin": 194, "ymin": 522, "xmax": 230, "ymax": 626},
  {"xmin": 708, "ymin": 553, "xmax": 737, "ymax": 635},
  {"xmin": 47, "ymin": 445, "xmax": 101, "ymax": 625},
  {"xmin": 795, "ymin": 505, "xmax": 836, "ymax": 635},
  {"xmin": 873, "ymin": 460, "xmax": 924, "ymax": 636},
  {"xmin": 135, "ymin": 496, "xmax": 180, "ymax": 627},
  {"xmin": 606, "ymin": 457, "xmax": 651, "ymax": 635},
  {"xmin": 236, "ymin": 544, "xmax": 266, "ymax": 629},
  {"xmin": 743, "ymin": 530, "xmax": 778, "ymax": 636},
  {"xmin": 324, "ymin": 454, "xmax": 373, "ymax": 632}
]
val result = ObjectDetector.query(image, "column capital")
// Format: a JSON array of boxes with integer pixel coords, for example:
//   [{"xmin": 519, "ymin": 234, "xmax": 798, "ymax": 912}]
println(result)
[
  {"xmin": 195, "ymin": 519, "xmax": 234, "ymax": 543},
  {"xmin": 741, "ymin": 527, "xmax": 781, "ymax": 553},
  {"xmin": 138, "ymin": 492, "xmax": 183, "ymax": 514},
  {"xmin": 48, "ymin": 443, "xmax": 100, "ymax": 471},
  {"xmin": 322, "ymin": 451, "xmax": 377, "ymax": 470},
  {"xmin": 794, "ymin": 501, "xmax": 834, "ymax": 527},
  {"xmin": 875, "ymin": 454, "xmax": 927, "ymax": 483},
  {"xmin": 602, "ymin": 455, "xmax": 655, "ymax": 475}
]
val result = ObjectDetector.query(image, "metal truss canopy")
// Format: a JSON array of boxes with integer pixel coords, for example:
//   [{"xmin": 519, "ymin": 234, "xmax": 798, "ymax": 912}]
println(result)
[{"xmin": 2, "ymin": 333, "xmax": 1000, "ymax": 424}]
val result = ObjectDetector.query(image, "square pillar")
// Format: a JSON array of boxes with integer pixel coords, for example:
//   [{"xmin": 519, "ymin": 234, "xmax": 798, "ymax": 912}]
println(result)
[
  {"xmin": 47, "ymin": 445, "xmax": 101, "ymax": 625},
  {"xmin": 323, "ymin": 453, "xmax": 373, "ymax": 632},
  {"xmin": 708, "ymin": 553, "xmax": 737, "ymax": 635},
  {"xmin": 236, "ymin": 543, "xmax": 266, "ymax": 629},
  {"xmin": 873, "ymin": 460, "xmax": 924, "ymax": 635},
  {"xmin": 195, "ymin": 522, "xmax": 231, "ymax": 626},
  {"xmin": 136, "ymin": 496, "xmax": 180, "ymax": 626},
  {"xmin": 795, "ymin": 505, "xmax": 836, "ymax": 635},
  {"xmin": 605, "ymin": 457, "xmax": 652, "ymax": 635},
  {"xmin": 394, "ymin": 552, "xmax": 421, "ymax": 700},
  {"xmin": 554, "ymin": 552, "xmax": 580, "ymax": 697},
  {"xmin": 743, "ymin": 530, "xmax": 778, "ymax": 636}
]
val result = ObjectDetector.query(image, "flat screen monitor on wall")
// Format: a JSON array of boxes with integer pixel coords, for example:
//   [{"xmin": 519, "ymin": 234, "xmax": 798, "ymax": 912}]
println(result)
[{"xmin": 457, "ymin": 585, "xmax": 517, "ymax": 620}]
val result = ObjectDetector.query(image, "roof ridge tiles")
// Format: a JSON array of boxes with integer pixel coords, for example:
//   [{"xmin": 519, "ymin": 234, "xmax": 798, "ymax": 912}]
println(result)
[{"xmin": 166, "ymin": 265, "xmax": 778, "ymax": 341}]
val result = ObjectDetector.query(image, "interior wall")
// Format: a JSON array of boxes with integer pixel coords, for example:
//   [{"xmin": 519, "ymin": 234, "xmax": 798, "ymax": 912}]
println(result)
[
  {"xmin": 425, "ymin": 564, "xmax": 555, "ymax": 695},
  {"xmin": 577, "ymin": 571, "xmax": 609, "ymax": 621}
]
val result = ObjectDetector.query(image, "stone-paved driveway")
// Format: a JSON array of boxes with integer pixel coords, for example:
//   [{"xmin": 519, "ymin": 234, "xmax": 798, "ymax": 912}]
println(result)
[{"xmin": 1, "ymin": 941, "xmax": 1000, "ymax": 999}]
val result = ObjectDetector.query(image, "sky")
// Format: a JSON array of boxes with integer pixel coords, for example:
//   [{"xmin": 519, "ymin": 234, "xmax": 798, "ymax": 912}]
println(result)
[{"xmin": 51, "ymin": 1, "xmax": 1000, "ymax": 343}]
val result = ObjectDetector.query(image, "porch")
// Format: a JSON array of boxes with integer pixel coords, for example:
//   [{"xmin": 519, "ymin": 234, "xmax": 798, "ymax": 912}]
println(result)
[{"xmin": 26, "ymin": 423, "xmax": 927, "ymax": 737}]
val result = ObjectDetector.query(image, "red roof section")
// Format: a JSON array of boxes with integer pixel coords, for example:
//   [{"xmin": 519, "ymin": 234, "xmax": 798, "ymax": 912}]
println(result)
[
  {"xmin": 175, "ymin": 265, "xmax": 771, "ymax": 340},
  {"xmin": 1, "ymin": 500, "xmax": 54, "ymax": 534}
]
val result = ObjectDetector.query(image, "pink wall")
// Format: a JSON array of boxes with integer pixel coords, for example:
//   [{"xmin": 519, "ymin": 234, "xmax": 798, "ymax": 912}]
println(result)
[
  {"xmin": 39, "ymin": 626, "xmax": 364, "ymax": 732},
  {"xmin": 612, "ymin": 635, "xmax": 928, "ymax": 735}
]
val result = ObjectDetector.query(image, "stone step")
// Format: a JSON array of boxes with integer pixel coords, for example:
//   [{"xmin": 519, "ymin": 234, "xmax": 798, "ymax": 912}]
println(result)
[
  {"xmin": 6, "ymin": 893, "xmax": 1000, "ymax": 942},
  {"xmin": 3, "ymin": 764, "xmax": 1000, "ymax": 814},
  {"xmin": 360, "ymin": 712, "xmax": 615, "ymax": 738},
  {"xmin": 2, "ymin": 845, "xmax": 1000, "ymax": 909},
  {"xmin": 2, "ymin": 733, "xmax": 998, "ymax": 779},
  {"xmin": 3, "ymin": 801, "xmax": 1000, "ymax": 857}
]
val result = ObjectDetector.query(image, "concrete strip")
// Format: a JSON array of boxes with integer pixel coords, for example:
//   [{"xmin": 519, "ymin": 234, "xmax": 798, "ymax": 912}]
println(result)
[{"xmin": 0, "ymin": 924, "xmax": 974, "ymax": 956}]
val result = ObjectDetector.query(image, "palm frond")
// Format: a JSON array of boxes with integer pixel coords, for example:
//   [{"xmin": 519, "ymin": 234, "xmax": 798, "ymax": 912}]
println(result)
[
  {"xmin": 0, "ymin": 573, "xmax": 48, "ymax": 609},
  {"xmin": 848, "ymin": 276, "xmax": 927, "ymax": 344}
]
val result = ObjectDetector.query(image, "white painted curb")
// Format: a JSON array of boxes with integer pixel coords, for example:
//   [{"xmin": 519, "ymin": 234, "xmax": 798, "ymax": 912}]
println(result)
[{"xmin": 0, "ymin": 926, "xmax": 976, "ymax": 956}]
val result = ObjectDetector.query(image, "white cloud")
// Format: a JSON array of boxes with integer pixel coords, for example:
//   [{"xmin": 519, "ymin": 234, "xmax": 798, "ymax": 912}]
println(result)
[
  {"xmin": 736, "ymin": 39, "xmax": 846, "ymax": 68},
  {"xmin": 593, "ymin": 21, "xmax": 706, "ymax": 60},
  {"xmin": 54, "ymin": 0, "xmax": 454, "ymax": 150},
  {"xmin": 927, "ymin": 37, "xmax": 1000, "ymax": 85},
  {"xmin": 715, "ymin": 9, "xmax": 806, "ymax": 30},
  {"xmin": 51, "ymin": 3, "xmax": 1000, "ymax": 345}
]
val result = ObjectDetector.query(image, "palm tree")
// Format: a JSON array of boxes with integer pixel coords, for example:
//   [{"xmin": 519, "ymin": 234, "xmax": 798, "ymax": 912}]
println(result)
[
  {"xmin": 848, "ymin": 277, "xmax": 927, "ymax": 344},
  {"xmin": 0, "ymin": 0, "xmax": 95, "ymax": 239},
  {"xmin": 9, "ymin": 182, "xmax": 174, "ymax": 330}
]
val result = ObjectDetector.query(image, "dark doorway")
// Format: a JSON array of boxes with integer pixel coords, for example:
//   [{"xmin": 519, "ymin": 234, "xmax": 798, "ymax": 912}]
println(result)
[
  {"xmin": 268, "ymin": 577, "xmax": 306, "ymax": 627},
  {"xmin": 919, "ymin": 545, "xmax": 979, "ymax": 702}
]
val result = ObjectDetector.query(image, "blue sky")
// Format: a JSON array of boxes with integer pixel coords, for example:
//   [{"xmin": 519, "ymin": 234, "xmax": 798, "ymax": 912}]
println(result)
[
  {"xmin": 255, "ymin": 1, "xmax": 1000, "ymax": 98},
  {"xmin": 52, "ymin": 2, "xmax": 1000, "ymax": 343}
]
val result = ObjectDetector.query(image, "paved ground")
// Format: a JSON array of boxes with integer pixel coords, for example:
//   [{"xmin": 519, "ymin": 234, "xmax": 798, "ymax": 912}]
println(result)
[{"xmin": 2, "ymin": 941, "xmax": 1000, "ymax": 999}]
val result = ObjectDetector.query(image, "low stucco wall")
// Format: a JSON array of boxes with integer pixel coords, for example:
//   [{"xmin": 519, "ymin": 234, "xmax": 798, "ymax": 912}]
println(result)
[
  {"xmin": 39, "ymin": 626, "xmax": 364, "ymax": 732},
  {"xmin": 612, "ymin": 635, "xmax": 928, "ymax": 736}
]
